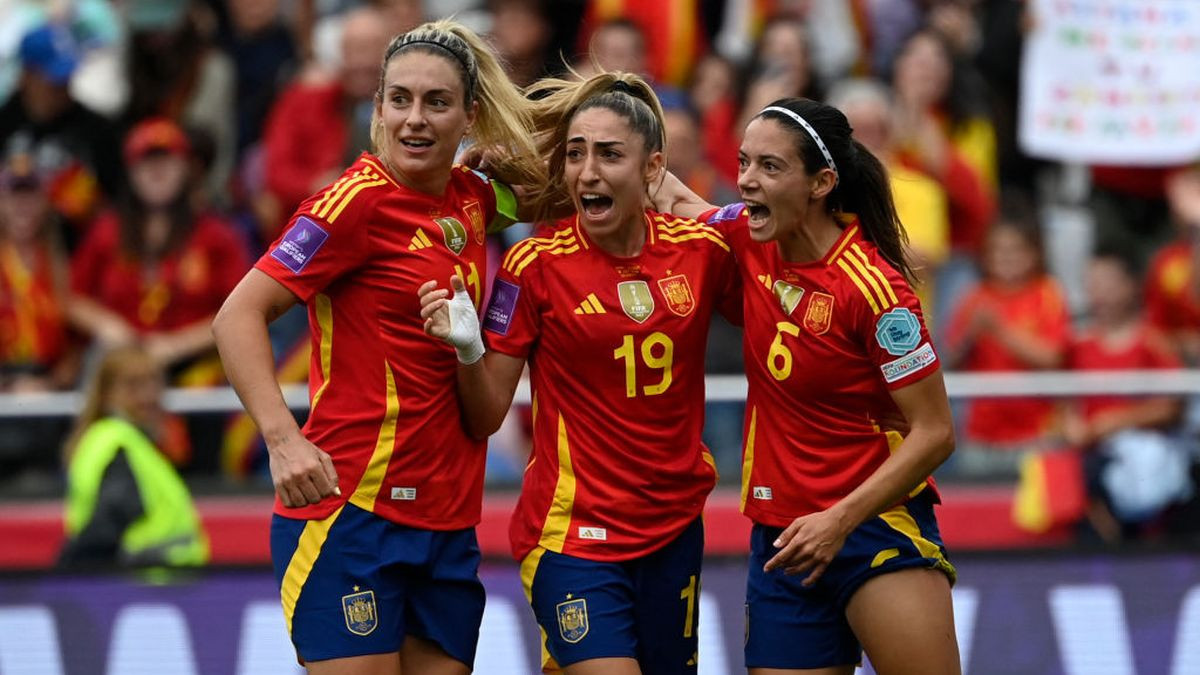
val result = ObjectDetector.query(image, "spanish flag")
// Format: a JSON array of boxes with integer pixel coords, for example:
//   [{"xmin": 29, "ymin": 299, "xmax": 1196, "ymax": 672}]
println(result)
[{"xmin": 1013, "ymin": 448, "xmax": 1087, "ymax": 533}]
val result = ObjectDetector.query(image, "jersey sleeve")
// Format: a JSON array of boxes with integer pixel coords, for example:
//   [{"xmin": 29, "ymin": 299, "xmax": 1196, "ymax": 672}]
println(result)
[
  {"xmin": 253, "ymin": 189, "xmax": 373, "ymax": 303},
  {"xmin": 699, "ymin": 202, "xmax": 748, "ymax": 238},
  {"xmin": 481, "ymin": 261, "xmax": 541, "ymax": 359},
  {"xmin": 861, "ymin": 274, "xmax": 941, "ymax": 390}
]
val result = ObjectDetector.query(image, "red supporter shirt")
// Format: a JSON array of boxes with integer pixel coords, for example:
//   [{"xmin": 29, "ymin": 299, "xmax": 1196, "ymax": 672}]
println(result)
[
  {"xmin": 1069, "ymin": 322, "xmax": 1181, "ymax": 422},
  {"xmin": 255, "ymin": 154, "xmax": 516, "ymax": 529},
  {"xmin": 71, "ymin": 211, "xmax": 248, "ymax": 333},
  {"xmin": 945, "ymin": 276, "xmax": 1070, "ymax": 444},
  {"xmin": 486, "ymin": 211, "xmax": 740, "ymax": 562},
  {"xmin": 1146, "ymin": 241, "xmax": 1200, "ymax": 335},
  {"xmin": 0, "ymin": 243, "xmax": 67, "ymax": 369},
  {"xmin": 703, "ymin": 205, "xmax": 940, "ymax": 527}
]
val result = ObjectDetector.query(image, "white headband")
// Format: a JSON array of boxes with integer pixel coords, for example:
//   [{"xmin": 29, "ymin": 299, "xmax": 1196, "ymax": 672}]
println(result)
[{"xmin": 760, "ymin": 106, "xmax": 838, "ymax": 186}]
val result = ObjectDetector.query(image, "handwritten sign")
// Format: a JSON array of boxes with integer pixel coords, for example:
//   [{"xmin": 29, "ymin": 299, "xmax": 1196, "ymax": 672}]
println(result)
[{"xmin": 1019, "ymin": 0, "xmax": 1200, "ymax": 164}]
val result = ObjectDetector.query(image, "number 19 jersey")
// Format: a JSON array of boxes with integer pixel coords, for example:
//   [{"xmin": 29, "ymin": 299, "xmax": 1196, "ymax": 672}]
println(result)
[{"xmin": 484, "ymin": 211, "xmax": 741, "ymax": 562}]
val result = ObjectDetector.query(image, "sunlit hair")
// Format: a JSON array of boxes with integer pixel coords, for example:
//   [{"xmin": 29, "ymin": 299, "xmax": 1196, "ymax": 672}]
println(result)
[
  {"xmin": 755, "ymin": 97, "xmax": 915, "ymax": 284},
  {"xmin": 524, "ymin": 69, "xmax": 665, "ymax": 219},
  {"xmin": 370, "ymin": 19, "xmax": 545, "ymax": 189},
  {"xmin": 63, "ymin": 345, "xmax": 161, "ymax": 464}
]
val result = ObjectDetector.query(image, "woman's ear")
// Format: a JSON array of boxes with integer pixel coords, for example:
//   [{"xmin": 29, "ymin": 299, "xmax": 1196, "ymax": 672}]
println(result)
[
  {"xmin": 644, "ymin": 150, "xmax": 665, "ymax": 187},
  {"xmin": 810, "ymin": 167, "xmax": 837, "ymax": 201}
]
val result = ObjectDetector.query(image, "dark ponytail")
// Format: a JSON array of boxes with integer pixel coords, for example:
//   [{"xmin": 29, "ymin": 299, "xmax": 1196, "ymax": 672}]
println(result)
[{"xmin": 756, "ymin": 97, "xmax": 914, "ymax": 284}]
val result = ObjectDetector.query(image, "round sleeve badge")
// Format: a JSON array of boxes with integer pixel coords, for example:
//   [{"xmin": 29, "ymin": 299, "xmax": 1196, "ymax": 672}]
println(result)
[{"xmin": 875, "ymin": 307, "xmax": 922, "ymax": 356}]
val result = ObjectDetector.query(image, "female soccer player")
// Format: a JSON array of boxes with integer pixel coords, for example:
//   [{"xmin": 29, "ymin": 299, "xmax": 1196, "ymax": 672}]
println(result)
[
  {"xmin": 655, "ymin": 97, "xmax": 960, "ymax": 675},
  {"xmin": 213, "ymin": 20, "xmax": 543, "ymax": 675},
  {"xmin": 419, "ymin": 72, "xmax": 740, "ymax": 674}
]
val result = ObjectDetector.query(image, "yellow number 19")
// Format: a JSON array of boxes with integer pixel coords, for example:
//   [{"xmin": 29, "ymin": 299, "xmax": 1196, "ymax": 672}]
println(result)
[{"xmin": 613, "ymin": 332, "xmax": 674, "ymax": 397}]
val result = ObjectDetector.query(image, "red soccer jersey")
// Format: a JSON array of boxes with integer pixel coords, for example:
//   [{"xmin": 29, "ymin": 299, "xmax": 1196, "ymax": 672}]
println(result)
[
  {"xmin": 703, "ymin": 205, "xmax": 940, "ymax": 528},
  {"xmin": 70, "ymin": 211, "xmax": 249, "ymax": 333},
  {"xmin": 1069, "ymin": 322, "xmax": 1181, "ymax": 422},
  {"xmin": 255, "ymin": 153, "xmax": 516, "ymax": 529},
  {"xmin": 944, "ymin": 276, "xmax": 1070, "ymax": 443},
  {"xmin": 486, "ymin": 211, "xmax": 740, "ymax": 562}
]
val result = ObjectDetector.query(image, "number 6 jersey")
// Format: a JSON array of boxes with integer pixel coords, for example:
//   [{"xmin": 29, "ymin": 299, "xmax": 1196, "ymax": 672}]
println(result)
[
  {"xmin": 702, "ymin": 204, "xmax": 942, "ymax": 529},
  {"xmin": 485, "ymin": 210, "xmax": 741, "ymax": 562}
]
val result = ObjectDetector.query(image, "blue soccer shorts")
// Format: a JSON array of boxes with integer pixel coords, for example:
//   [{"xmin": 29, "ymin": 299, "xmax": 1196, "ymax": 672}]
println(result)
[
  {"xmin": 271, "ymin": 502, "xmax": 485, "ymax": 667},
  {"xmin": 745, "ymin": 490, "xmax": 956, "ymax": 670},
  {"xmin": 520, "ymin": 517, "xmax": 704, "ymax": 673}
]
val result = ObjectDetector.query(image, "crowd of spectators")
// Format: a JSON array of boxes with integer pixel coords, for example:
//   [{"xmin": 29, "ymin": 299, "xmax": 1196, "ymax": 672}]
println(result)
[{"xmin": 1, "ymin": 0, "xmax": 1198, "ymax": 543}]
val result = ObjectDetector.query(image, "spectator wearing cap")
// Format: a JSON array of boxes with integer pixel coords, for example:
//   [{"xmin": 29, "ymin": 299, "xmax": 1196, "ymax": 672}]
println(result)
[
  {"xmin": 67, "ymin": 118, "xmax": 248, "ymax": 385},
  {"xmin": 0, "ymin": 22, "xmax": 124, "ymax": 242},
  {"xmin": 121, "ymin": 0, "xmax": 235, "ymax": 206}
]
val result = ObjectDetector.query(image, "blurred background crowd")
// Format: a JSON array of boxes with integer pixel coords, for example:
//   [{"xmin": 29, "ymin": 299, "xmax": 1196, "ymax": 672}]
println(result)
[{"xmin": 2, "ymin": 0, "xmax": 1199, "ymax": 548}]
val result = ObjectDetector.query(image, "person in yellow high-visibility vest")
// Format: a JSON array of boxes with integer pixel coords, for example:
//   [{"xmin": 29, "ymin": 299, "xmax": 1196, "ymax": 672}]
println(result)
[{"xmin": 58, "ymin": 345, "xmax": 208, "ymax": 567}]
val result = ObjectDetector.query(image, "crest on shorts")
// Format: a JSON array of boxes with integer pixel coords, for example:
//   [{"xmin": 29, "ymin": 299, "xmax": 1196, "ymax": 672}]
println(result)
[
  {"xmin": 658, "ymin": 274, "xmax": 695, "ymax": 317},
  {"xmin": 342, "ymin": 589, "xmax": 378, "ymax": 636},
  {"xmin": 434, "ymin": 216, "xmax": 468, "ymax": 255},
  {"xmin": 556, "ymin": 597, "xmax": 589, "ymax": 643},
  {"xmin": 772, "ymin": 280, "xmax": 805, "ymax": 316},
  {"xmin": 804, "ymin": 292, "xmax": 835, "ymax": 335},
  {"xmin": 463, "ymin": 200, "xmax": 485, "ymax": 245},
  {"xmin": 617, "ymin": 280, "xmax": 655, "ymax": 323}
]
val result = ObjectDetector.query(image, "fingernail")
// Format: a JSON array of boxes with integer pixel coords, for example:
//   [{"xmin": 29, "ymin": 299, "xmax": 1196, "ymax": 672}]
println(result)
[
  {"xmin": 334, "ymin": 487, "xmax": 342, "ymax": 496},
  {"xmin": 773, "ymin": 539, "xmax": 782, "ymax": 547}
]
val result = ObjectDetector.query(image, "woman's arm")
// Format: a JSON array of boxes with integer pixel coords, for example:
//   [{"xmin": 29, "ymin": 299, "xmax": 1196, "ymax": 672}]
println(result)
[
  {"xmin": 65, "ymin": 295, "xmax": 137, "ymax": 347},
  {"xmin": 212, "ymin": 269, "xmax": 339, "ymax": 507},
  {"xmin": 144, "ymin": 320, "xmax": 222, "ymax": 368},
  {"xmin": 765, "ymin": 371, "xmax": 955, "ymax": 584},
  {"xmin": 418, "ymin": 276, "xmax": 526, "ymax": 439},
  {"xmin": 650, "ymin": 170, "xmax": 717, "ymax": 220}
]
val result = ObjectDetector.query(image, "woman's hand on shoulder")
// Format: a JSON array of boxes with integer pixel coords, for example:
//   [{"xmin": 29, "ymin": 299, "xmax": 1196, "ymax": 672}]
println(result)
[{"xmin": 266, "ymin": 432, "xmax": 340, "ymax": 508}]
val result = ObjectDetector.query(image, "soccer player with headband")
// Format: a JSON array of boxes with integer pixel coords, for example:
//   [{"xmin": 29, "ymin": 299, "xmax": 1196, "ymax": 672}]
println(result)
[
  {"xmin": 654, "ymin": 96, "xmax": 961, "ymax": 675},
  {"xmin": 215, "ymin": 19, "xmax": 545, "ymax": 675}
]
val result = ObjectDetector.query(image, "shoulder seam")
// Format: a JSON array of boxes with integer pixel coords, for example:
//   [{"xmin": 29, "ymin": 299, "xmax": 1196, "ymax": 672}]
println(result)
[{"xmin": 309, "ymin": 166, "xmax": 389, "ymax": 224}]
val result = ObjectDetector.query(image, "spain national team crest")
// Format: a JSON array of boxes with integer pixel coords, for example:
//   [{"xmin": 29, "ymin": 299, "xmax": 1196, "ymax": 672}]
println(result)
[
  {"xmin": 657, "ymin": 274, "xmax": 695, "ymax": 317},
  {"xmin": 463, "ymin": 200, "xmax": 485, "ymax": 245},
  {"xmin": 434, "ymin": 217, "xmax": 468, "ymax": 254},
  {"xmin": 617, "ymin": 280, "xmax": 655, "ymax": 323},
  {"xmin": 803, "ymin": 292, "xmax": 835, "ymax": 335},
  {"xmin": 772, "ymin": 280, "xmax": 805, "ymax": 316},
  {"xmin": 342, "ymin": 589, "xmax": 378, "ymax": 636},
  {"xmin": 556, "ymin": 597, "xmax": 589, "ymax": 643}
]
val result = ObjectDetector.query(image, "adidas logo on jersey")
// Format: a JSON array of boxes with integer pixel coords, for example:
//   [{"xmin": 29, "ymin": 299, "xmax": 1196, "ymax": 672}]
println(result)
[
  {"xmin": 752, "ymin": 486, "xmax": 773, "ymax": 500},
  {"xmin": 578, "ymin": 527, "xmax": 607, "ymax": 541},
  {"xmin": 573, "ymin": 293, "xmax": 606, "ymax": 315},
  {"xmin": 408, "ymin": 230, "xmax": 434, "ymax": 250}
]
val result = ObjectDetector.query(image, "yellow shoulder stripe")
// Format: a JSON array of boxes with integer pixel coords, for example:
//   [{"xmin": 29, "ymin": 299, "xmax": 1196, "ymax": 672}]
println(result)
[
  {"xmin": 826, "ymin": 225, "xmax": 858, "ymax": 263},
  {"xmin": 502, "ymin": 228, "xmax": 575, "ymax": 271},
  {"xmin": 324, "ymin": 178, "xmax": 388, "ymax": 223},
  {"xmin": 512, "ymin": 242, "xmax": 580, "ymax": 277},
  {"xmin": 849, "ymin": 243, "xmax": 898, "ymax": 305},
  {"xmin": 657, "ymin": 231, "xmax": 730, "ymax": 252},
  {"xmin": 839, "ymin": 248, "xmax": 894, "ymax": 314},
  {"xmin": 654, "ymin": 218, "xmax": 727, "ymax": 240},
  {"xmin": 836, "ymin": 258, "xmax": 881, "ymax": 314},
  {"xmin": 311, "ymin": 171, "xmax": 360, "ymax": 216}
]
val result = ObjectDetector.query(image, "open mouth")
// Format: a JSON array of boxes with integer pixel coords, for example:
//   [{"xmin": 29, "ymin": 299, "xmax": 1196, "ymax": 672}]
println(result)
[
  {"xmin": 580, "ymin": 193, "xmax": 614, "ymax": 218},
  {"xmin": 745, "ymin": 200, "xmax": 771, "ymax": 226},
  {"xmin": 400, "ymin": 138, "xmax": 434, "ymax": 150}
]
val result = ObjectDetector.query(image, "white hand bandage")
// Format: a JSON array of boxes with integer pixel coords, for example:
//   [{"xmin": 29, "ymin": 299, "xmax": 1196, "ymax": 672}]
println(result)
[{"xmin": 446, "ymin": 289, "xmax": 485, "ymax": 365}]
